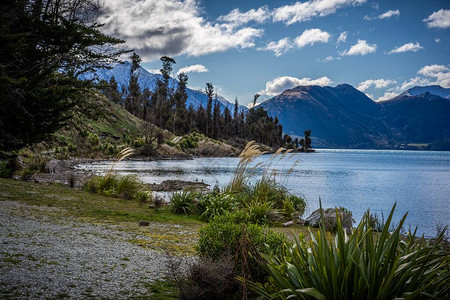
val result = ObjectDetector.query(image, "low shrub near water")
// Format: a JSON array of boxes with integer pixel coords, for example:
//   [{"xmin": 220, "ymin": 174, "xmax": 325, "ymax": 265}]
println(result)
[
  {"xmin": 84, "ymin": 174, "xmax": 150, "ymax": 201},
  {"xmin": 197, "ymin": 212, "xmax": 288, "ymax": 260}
]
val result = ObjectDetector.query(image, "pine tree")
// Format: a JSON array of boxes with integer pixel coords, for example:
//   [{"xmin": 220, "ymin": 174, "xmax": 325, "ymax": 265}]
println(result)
[
  {"xmin": 173, "ymin": 73, "xmax": 189, "ymax": 134},
  {"xmin": 212, "ymin": 96, "xmax": 220, "ymax": 140},
  {"xmin": 205, "ymin": 83, "xmax": 214, "ymax": 137},
  {"xmin": 0, "ymin": 0, "xmax": 128, "ymax": 151}
]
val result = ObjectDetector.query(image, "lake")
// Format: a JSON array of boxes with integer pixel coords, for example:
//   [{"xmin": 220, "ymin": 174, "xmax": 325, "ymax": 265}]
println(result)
[{"xmin": 76, "ymin": 149, "xmax": 450, "ymax": 237}]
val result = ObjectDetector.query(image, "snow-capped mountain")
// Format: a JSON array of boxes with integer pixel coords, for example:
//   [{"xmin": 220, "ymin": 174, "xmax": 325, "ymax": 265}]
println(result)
[
  {"xmin": 398, "ymin": 85, "xmax": 450, "ymax": 99},
  {"xmin": 79, "ymin": 62, "xmax": 247, "ymax": 113}
]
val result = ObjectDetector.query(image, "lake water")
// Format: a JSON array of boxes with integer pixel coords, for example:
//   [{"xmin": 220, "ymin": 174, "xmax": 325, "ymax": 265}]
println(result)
[{"xmin": 76, "ymin": 149, "xmax": 450, "ymax": 237}]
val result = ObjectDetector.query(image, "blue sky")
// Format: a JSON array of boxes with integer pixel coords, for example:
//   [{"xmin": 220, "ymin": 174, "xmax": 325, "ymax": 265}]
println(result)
[{"xmin": 99, "ymin": 0, "xmax": 450, "ymax": 106}]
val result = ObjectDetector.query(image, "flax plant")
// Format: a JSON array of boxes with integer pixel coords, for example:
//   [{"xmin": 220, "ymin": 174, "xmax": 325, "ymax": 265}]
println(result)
[{"xmin": 249, "ymin": 203, "xmax": 450, "ymax": 299}]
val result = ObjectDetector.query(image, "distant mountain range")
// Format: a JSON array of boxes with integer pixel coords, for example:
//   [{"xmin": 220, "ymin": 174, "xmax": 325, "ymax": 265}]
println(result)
[
  {"xmin": 80, "ymin": 62, "xmax": 247, "ymax": 113},
  {"xmin": 82, "ymin": 64, "xmax": 450, "ymax": 150},
  {"xmin": 260, "ymin": 84, "xmax": 450, "ymax": 150}
]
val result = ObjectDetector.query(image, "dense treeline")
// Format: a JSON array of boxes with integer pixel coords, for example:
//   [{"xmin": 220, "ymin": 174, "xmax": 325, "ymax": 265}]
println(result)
[{"xmin": 101, "ymin": 53, "xmax": 291, "ymax": 148}]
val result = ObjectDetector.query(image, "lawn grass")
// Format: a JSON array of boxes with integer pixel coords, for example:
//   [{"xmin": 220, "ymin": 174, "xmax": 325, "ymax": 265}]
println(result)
[{"xmin": 0, "ymin": 178, "xmax": 202, "ymax": 226}]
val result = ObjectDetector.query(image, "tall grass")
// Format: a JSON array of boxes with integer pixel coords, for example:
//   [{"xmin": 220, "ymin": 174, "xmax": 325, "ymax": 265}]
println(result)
[{"xmin": 249, "ymin": 203, "xmax": 450, "ymax": 299}]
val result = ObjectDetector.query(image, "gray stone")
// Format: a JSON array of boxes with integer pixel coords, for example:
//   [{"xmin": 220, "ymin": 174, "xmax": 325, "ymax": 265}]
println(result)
[{"xmin": 304, "ymin": 207, "xmax": 354, "ymax": 232}]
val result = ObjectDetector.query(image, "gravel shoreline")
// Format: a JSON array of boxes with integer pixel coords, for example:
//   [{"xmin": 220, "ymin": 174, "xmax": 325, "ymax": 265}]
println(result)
[{"xmin": 0, "ymin": 201, "xmax": 180, "ymax": 299}]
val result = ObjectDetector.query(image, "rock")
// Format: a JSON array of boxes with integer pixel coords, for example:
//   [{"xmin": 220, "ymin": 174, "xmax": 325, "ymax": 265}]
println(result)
[
  {"xmin": 148, "ymin": 180, "xmax": 209, "ymax": 192},
  {"xmin": 282, "ymin": 221, "xmax": 294, "ymax": 227},
  {"xmin": 138, "ymin": 221, "xmax": 150, "ymax": 226},
  {"xmin": 296, "ymin": 218, "xmax": 305, "ymax": 225},
  {"xmin": 304, "ymin": 207, "xmax": 353, "ymax": 232}
]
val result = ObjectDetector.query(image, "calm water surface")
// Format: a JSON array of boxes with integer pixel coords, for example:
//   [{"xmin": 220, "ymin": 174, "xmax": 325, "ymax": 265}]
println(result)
[{"xmin": 77, "ymin": 149, "xmax": 450, "ymax": 237}]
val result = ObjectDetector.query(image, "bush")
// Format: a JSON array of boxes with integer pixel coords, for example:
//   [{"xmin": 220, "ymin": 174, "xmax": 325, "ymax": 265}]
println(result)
[
  {"xmin": 246, "ymin": 201, "xmax": 272, "ymax": 225},
  {"xmin": 87, "ymin": 132, "xmax": 100, "ymax": 145},
  {"xmin": 116, "ymin": 175, "xmax": 141, "ymax": 199},
  {"xmin": 133, "ymin": 190, "xmax": 152, "ymax": 203},
  {"xmin": 200, "ymin": 193, "xmax": 237, "ymax": 221},
  {"xmin": 250, "ymin": 204, "xmax": 450, "ymax": 299},
  {"xmin": 282, "ymin": 199, "xmax": 295, "ymax": 219},
  {"xmin": 84, "ymin": 174, "xmax": 148, "ymax": 201},
  {"xmin": 133, "ymin": 137, "xmax": 145, "ymax": 147},
  {"xmin": 197, "ymin": 213, "xmax": 287, "ymax": 260},
  {"xmin": 177, "ymin": 257, "xmax": 239, "ymax": 300},
  {"xmin": 170, "ymin": 191, "xmax": 199, "ymax": 214},
  {"xmin": 0, "ymin": 161, "xmax": 12, "ymax": 178}
]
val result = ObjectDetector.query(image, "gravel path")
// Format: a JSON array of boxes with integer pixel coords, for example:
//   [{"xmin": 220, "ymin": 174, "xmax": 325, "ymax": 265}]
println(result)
[{"xmin": 0, "ymin": 201, "xmax": 177, "ymax": 299}]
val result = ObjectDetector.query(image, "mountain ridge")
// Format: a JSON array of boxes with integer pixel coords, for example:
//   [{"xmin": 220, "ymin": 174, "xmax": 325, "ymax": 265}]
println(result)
[{"xmin": 260, "ymin": 84, "xmax": 450, "ymax": 150}]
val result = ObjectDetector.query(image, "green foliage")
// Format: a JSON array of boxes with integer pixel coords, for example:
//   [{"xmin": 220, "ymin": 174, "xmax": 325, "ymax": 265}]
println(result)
[
  {"xmin": 133, "ymin": 190, "xmax": 153, "ymax": 204},
  {"xmin": 282, "ymin": 199, "xmax": 295, "ymax": 219},
  {"xmin": 133, "ymin": 137, "xmax": 146, "ymax": 147},
  {"xmin": 200, "ymin": 193, "xmax": 237, "ymax": 221},
  {"xmin": 250, "ymin": 204, "xmax": 450, "ymax": 299},
  {"xmin": 0, "ymin": 0, "xmax": 127, "ymax": 151},
  {"xmin": 246, "ymin": 201, "xmax": 273, "ymax": 225},
  {"xmin": 170, "ymin": 191, "xmax": 200, "ymax": 214},
  {"xmin": 87, "ymin": 133, "xmax": 100, "ymax": 146},
  {"xmin": 116, "ymin": 175, "xmax": 141, "ymax": 200},
  {"xmin": 0, "ymin": 161, "xmax": 11, "ymax": 178},
  {"xmin": 197, "ymin": 212, "xmax": 288, "ymax": 260},
  {"xmin": 84, "ymin": 174, "xmax": 148, "ymax": 201}
]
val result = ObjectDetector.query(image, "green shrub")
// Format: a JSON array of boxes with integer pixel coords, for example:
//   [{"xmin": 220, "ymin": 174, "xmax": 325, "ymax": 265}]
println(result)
[
  {"xmin": 197, "ymin": 213, "xmax": 288, "ymax": 260},
  {"xmin": 115, "ymin": 175, "xmax": 141, "ymax": 199},
  {"xmin": 250, "ymin": 204, "xmax": 450, "ymax": 299},
  {"xmin": 282, "ymin": 199, "xmax": 295, "ymax": 219},
  {"xmin": 287, "ymin": 194, "xmax": 306, "ymax": 212},
  {"xmin": 133, "ymin": 190, "xmax": 153, "ymax": 203},
  {"xmin": 246, "ymin": 201, "xmax": 273, "ymax": 225},
  {"xmin": 87, "ymin": 133, "xmax": 100, "ymax": 145},
  {"xmin": 170, "ymin": 191, "xmax": 198, "ymax": 214},
  {"xmin": 200, "ymin": 193, "xmax": 237, "ymax": 221},
  {"xmin": 0, "ymin": 161, "xmax": 12, "ymax": 178},
  {"xmin": 250, "ymin": 179, "xmax": 287, "ymax": 209},
  {"xmin": 133, "ymin": 137, "xmax": 145, "ymax": 147},
  {"xmin": 166, "ymin": 141, "xmax": 176, "ymax": 147}
]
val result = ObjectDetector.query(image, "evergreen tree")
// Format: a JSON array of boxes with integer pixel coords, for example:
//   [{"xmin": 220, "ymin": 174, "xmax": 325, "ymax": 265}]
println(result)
[
  {"xmin": 126, "ymin": 52, "xmax": 142, "ymax": 117},
  {"xmin": 173, "ymin": 72, "xmax": 189, "ymax": 134},
  {"xmin": 0, "ymin": 0, "xmax": 128, "ymax": 151},
  {"xmin": 212, "ymin": 96, "xmax": 220, "ymax": 140},
  {"xmin": 205, "ymin": 83, "xmax": 214, "ymax": 137}
]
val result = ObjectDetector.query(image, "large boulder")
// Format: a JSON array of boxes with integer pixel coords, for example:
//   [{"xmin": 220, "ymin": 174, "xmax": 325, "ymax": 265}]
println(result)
[{"xmin": 304, "ymin": 207, "xmax": 354, "ymax": 232}]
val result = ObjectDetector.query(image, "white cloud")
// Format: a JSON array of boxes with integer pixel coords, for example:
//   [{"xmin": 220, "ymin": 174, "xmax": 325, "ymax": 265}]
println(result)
[
  {"xmin": 337, "ymin": 31, "xmax": 348, "ymax": 44},
  {"xmin": 417, "ymin": 64, "xmax": 449, "ymax": 77},
  {"xmin": 364, "ymin": 9, "xmax": 400, "ymax": 21},
  {"xmin": 400, "ymin": 76, "xmax": 432, "ymax": 91},
  {"xmin": 218, "ymin": 6, "xmax": 271, "ymax": 26},
  {"xmin": 294, "ymin": 28, "xmax": 331, "ymax": 48},
  {"xmin": 99, "ymin": 0, "xmax": 263, "ymax": 60},
  {"xmin": 176, "ymin": 64, "xmax": 208, "ymax": 75},
  {"xmin": 341, "ymin": 39, "xmax": 377, "ymax": 56},
  {"xmin": 258, "ymin": 37, "xmax": 294, "ymax": 57},
  {"xmin": 259, "ymin": 28, "xmax": 330, "ymax": 57},
  {"xmin": 357, "ymin": 79, "xmax": 396, "ymax": 92},
  {"xmin": 378, "ymin": 9, "xmax": 400, "ymax": 19},
  {"xmin": 377, "ymin": 91, "xmax": 398, "ymax": 101},
  {"xmin": 260, "ymin": 76, "xmax": 333, "ymax": 96},
  {"xmin": 423, "ymin": 9, "xmax": 450, "ymax": 29},
  {"xmin": 400, "ymin": 64, "xmax": 450, "ymax": 90},
  {"xmin": 273, "ymin": 0, "xmax": 366, "ymax": 25},
  {"xmin": 388, "ymin": 42, "xmax": 423, "ymax": 54}
]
